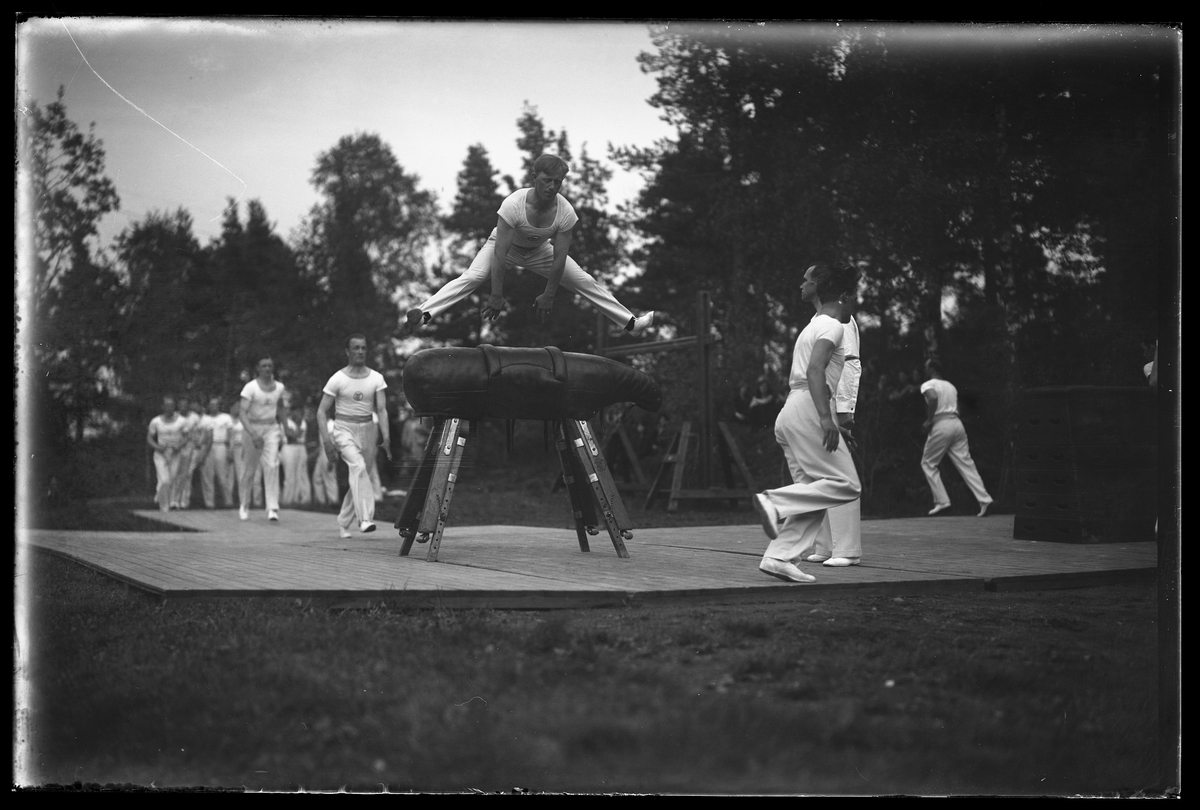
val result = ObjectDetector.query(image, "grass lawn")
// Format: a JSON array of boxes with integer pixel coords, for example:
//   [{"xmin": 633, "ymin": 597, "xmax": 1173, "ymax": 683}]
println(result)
[{"xmin": 17, "ymin": 461, "xmax": 1166, "ymax": 795}]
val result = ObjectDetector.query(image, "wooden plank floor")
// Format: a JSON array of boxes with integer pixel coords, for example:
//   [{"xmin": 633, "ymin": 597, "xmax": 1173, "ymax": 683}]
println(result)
[{"xmin": 21, "ymin": 508, "xmax": 1159, "ymax": 608}]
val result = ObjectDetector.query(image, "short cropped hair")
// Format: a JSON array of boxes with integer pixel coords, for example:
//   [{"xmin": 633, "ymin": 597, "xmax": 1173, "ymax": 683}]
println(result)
[
  {"xmin": 533, "ymin": 154, "xmax": 570, "ymax": 178},
  {"xmin": 346, "ymin": 333, "xmax": 368, "ymax": 349},
  {"xmin": 807, "ymin": 263, "xmax": 861, "ymax": 301}
]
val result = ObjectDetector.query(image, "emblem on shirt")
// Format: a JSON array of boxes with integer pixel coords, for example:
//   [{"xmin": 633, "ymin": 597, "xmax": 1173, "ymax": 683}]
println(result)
[{"xmin": 353, "ymin": 392, "xmax": 364, "ymax": 401}]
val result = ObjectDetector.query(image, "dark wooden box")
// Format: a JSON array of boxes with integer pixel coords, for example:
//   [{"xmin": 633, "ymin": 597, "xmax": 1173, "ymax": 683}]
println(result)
[{"xmin": 1013, "ymin": 387, "xmax": 1157, "ymax": 543}]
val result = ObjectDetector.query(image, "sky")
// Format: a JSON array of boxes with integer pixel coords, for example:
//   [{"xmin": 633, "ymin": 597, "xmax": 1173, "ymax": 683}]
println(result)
[
  {"xmin": 16, "ymin": 17, "xmax": 681, "ymax": 250},
  {"xmin": 17, "ymin": 19, "xmax": 1177, "ymax": 256}
]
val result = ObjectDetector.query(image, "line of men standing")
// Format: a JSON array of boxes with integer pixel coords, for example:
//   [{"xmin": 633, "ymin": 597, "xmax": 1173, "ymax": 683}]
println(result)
[
  {"xmin": 147, "ymin": 394, "xmax": 240, "ymax": 513},
  {"xmin": 145, "ymin": 352, "xmax": 395, "ymax": 519}
]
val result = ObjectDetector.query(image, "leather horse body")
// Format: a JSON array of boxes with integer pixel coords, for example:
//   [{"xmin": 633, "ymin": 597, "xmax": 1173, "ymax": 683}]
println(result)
[{"xmin": 403, "ymin": 345, "xmax": 662, "ymax": 421}]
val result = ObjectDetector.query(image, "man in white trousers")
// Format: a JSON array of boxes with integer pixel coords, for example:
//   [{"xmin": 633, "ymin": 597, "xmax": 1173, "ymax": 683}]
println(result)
[
  {"xmin": 230, "ymin": 400, "xmax": 263, "ymax": 509},
  {"xmin": 921, "ymin": 359, "xmax": 993, "ymax": 517},
  {"xmin": 317, "ymin": 334, "xmax": 392, "ymax": 538},
  {"xmin": 238, "ymin": 356, "xmax": 286, "ymax": 522},
  {"xmin": 199, "ymin": 397, "xmax": 235, "ymax": 508},
  {"xmin": 170, "ymin": 395, "xmax": 201, "ymax": 509},
  {"xmin": 147, "ymin": 396, "xmax": 186, "ymax": 512},
  {"xmin": 280, "ymin": 402, "xmax": 312, "ymax": 507},
  {"xmin": 752, "ymin": 263, "xmax": 863, "ymax": 583},
  {"xmin": 804, "ymin": 297, "xmax": 864, "ymax": 568},
  {"xmin": 310, "ymin": 415, "xmax": 340, "ymax": 506},
  {"xmin": 404, "ymin": 154, "xmax": 655, "ymax": 337}
]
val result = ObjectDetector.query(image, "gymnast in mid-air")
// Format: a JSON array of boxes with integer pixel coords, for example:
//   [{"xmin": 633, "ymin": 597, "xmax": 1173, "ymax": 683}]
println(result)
[{"xmin": 404, "ymin": 153, "xmax": 656, "ymax": 337}]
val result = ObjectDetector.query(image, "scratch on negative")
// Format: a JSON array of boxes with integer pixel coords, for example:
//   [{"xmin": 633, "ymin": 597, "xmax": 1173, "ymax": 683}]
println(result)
[
  {"xmin": 58, "ymin": 20, "xmax": 248, "ymax": 221},
  {"xmin": 455, "ymin": 696, "xmax": 488, "ymax": 707}
]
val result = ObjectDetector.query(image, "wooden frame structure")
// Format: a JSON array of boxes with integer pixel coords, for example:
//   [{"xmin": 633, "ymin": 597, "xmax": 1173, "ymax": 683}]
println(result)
[
  {"xmin": 596, "ymin": 291, "xmax": 758, "ymax": 511},
  {"xmin": 395, "ymin": 416, "xmax": 634, "ymax": 561}
]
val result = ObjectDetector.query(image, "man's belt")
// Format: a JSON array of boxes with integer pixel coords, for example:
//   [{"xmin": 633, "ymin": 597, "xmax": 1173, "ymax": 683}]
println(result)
[{"xmin": 334, "ymin": 413, "xmax": 374, "ymax": 423}]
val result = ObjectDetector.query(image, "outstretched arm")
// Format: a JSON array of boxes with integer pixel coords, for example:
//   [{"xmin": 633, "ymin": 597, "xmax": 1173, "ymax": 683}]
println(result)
[{"xmin": 482, "ymin": 218, "xmax": 516, "ymax": 320}]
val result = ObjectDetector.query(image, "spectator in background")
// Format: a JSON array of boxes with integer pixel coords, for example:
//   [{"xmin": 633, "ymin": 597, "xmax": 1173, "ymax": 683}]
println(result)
[
  {"xmin": 147, "ymin": 395, "xmax": 186, "ymax": 512},
  {"xmin": 921, "ymin": 359, "xmax": 993, "ymax": 518},
  {"xmin": 170, "ymin": 395, "xmax": 202, "ymax": 509},
  {"xmin": 310, "ymin": 401, "xmax": 339, "ymax": 508},
  {"xmin": 198, "ymin": 396, "xmax": 236, "ymax": 508},
  {"xmin": 735, "ymin": 376, "xmax": 784, "ymax": 428},
  {"xmin": 280, "ymin": 401, "xmax": 312, "ymax": 507},
  {"xmin": 369, "ymin": 412, "xmax": 385, "ymax": 502},
  {"xmin": 303, "ymin": 400, "xmax": 322, "ymax": 479},
  {"xmin": 384, "ymin": 393, "xmax": 409, "ymax": 493},
  {"xmin": 400, "ymin": 409, "xmax": 432, "ymax": 477},
  {"xmin": 189, "ymin": 395, "xmax": 213, "ymax": 507}
]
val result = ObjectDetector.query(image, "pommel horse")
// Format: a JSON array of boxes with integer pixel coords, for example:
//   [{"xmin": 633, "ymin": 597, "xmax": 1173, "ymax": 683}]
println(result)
[{"xmin": 394, "ymin": 345, "xmax": 662, "ymax": 561}]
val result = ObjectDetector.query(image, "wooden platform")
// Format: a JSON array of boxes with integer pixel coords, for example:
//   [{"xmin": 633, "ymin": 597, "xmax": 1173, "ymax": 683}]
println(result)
[{"xmin": 20, "ymin": 509, "xmax": 1158, "ymax": 609}]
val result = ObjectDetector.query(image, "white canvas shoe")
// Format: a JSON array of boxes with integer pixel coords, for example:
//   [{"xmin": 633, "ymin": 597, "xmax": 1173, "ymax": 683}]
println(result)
[
  {"xmin": 823, "ymin": 557, "xmax": 860, "ymax": 567},
  {"xmin": 753, "ymin": 493, "xmax": 781, "ymax": 540},
  {"xmin": 759, "ymin": 557, "xmax": 816, "ymax": 583},
  {"xmin": 360, "ymin": 521, "xmax": 376, "ymax": 533},
  {"xmin": 268, "ymin": 509, "xmax": 279, "ymax": 522},
  {"xmin": 239, "ymin": 505, "xmax": 250, "ymax": 521},
  {"xmin": 928, "ymin": 503, "xmax": 951, "ymax": 516},
  {"xmin": 627, "ymin": 311, "xmax": 657, "ymax": 336},
  {"xmin": 339, "ymin": 527, "xmax": 352, "ymax": 539}
]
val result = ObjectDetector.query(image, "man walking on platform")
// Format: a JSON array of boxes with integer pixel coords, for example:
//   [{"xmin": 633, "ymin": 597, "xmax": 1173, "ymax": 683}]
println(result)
[
  {"xmin": 171, "ymin": 395, "xmax": 201, "ymax": 509},
  {"xmin": 804, "ymin": 294, "xmax": 864, "ymax": 567},
  {"xmin": 317, "ymin": 334, "xmax": 392, "ymax": 537},
  {"xmin": 752, "ymin": 263, "xmax": 863, "ymax": 583},
  {"xmin": 199, "ymin": 397, "xmax": 236, "ymax": 508},
  {"xmin": 239, "ymin": 356, "xmax": 286, "ymax": 522},
  {"xmin": 920, "ymin": 359, "xmax": 994, "ymax": 517},
  {"xmin": 147, "ymin": 396, "xmax": 186, "ymax": 512}
]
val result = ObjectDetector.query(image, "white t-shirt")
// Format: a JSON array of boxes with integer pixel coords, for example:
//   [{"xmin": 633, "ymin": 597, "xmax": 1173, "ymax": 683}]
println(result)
[
  {"xmin": 240, "ymin": 379, "xmax": 286, "ymax": 423},
  {"xmin": 149, "ymin": 414, "xmax": 186, "ymax": 450},
  {"xmin": 284, "ymin": 417, "xmax": 307, "ymax": 445},
  {"xmin": 495, "ymin": 189, "xmax": 579, "ymax": 249},
  {"xmin": 196, "ymin": 414, "xmax": 215, "ymax": 447},
  {"xmin": 210, "ymin": 412, "xmax": 234, "ymax": 445},
  {"xmin": 181, "ymin": 411, "xmax": 202, "ymax": 448},
  {"xmin": 920, "ymin": 378, "xmax": 959, "ymax": 418},
  {"xmin": 835, "ymin": 316, "xmax": 861, "ymax": 415},
  {"xmin": 323, "ymin": 369, "xmax": 387, "ymax": 421},
  {"xmin": 788, "ymin": 313, "xmax": 846, "ymax": 396}
]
